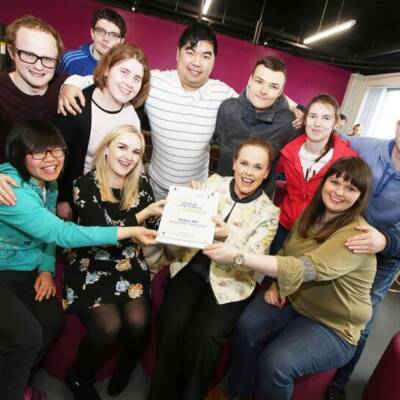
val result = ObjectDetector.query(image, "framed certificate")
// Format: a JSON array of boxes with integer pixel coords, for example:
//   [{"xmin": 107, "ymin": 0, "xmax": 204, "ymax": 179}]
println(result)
[{"xmin": 156, "ymin": 186, "xmax": 219, "ymax": 249}]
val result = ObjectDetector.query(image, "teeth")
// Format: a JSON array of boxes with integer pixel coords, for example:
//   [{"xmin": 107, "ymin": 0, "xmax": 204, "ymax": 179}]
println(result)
[{"xmin": 242, "ymin": 177, "xmax": 253, "ymax": 183}]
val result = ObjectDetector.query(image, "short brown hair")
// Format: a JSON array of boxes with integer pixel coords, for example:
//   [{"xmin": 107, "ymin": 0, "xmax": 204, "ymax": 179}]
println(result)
[
  {"xmin": 298, "ymin": 156, "xmax": 372, "ymax": 243},
  {"xmin": 234, "ymin": 138, "xmax": 274, "ymax": 171},
  {"xmin": 93, "ymin": 43, "xmax": 150, "ymax": 108},
  {"xmin": 92, "ymin": 8, "xmax": 126, "ymax": 38},
  {"xmin": 306, "ymin": 93, "xmax": 340, "ymax": 125},
  {"xmin": 5, "ymin": 15, "xmax": 64, "ymax": 58},
  {"xmin": 252, "ymin": 56, "xmax": 287, "ymax": 80}
]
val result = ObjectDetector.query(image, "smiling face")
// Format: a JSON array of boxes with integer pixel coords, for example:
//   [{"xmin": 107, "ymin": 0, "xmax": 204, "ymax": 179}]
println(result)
[
  {"xmin": 104, "ymin": 131, "xmax": 143, "ymax": 182},
  {"xmin": 321, "ymin": 174, "xmax": 361, "ymax": 219},
  {"xmin": 25, "ymin": 148, "xmax": 65, "ymax": 185},
  {"xmin": 305, "ymin": 102, "xmax": 338, "ymax": 146},
  {"xmin": 176, "ymin": 40, "xmax": 215, "ymax": 91},
  {"xmin": 247, "ymin": 65, "xmax": 285, "ymax": 111},
  {"xmin": 91, "ymin": 18, "xmax": 124, "ymax": 58},
  {"xmin": 9, "ymin": 27, "xmax": 58, "ymax": 95},
  {"xmin": 232, "ymin": 145, "xmax": 270, "ymax": 198},
  {"xmin": 103, "ymin": 57, "xmax": 144, "ymax": 107}
]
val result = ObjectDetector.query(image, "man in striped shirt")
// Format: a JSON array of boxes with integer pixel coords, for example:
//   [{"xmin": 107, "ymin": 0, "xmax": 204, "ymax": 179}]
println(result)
[
  {"xmin": 59, "ymin": 22, "xmax": 237, "ymax": 199},
  {"xmin": 57, "ymin": 8, "xmax": 126, "ymax": 76},
  {"xmin": 145, "ymin": 22, "xmax": 237, "ymax": 199}
]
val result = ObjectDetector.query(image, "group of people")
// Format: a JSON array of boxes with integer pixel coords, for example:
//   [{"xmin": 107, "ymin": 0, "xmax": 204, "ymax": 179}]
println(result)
[{"xmin": 0, "ymin": 7, "xmax": 399, "ymax": 400}]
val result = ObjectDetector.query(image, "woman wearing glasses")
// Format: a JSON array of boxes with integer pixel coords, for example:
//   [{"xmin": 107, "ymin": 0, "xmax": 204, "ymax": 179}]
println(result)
[
  {"xmin": 0, "ymin": 119, "xmax": 157, "ymax": 400},
  {"xmin": 56, "ymin": 43, "xmax": 150, "ymax": 220}
]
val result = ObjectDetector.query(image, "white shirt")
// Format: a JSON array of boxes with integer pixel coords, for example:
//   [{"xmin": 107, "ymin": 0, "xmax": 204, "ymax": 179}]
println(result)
[
  {"xmin": 145, "ymin": 70, "xmax": 237, "ymax": 189},
  {"xmin": 84, "ymin": 100, "xmax": 140, "ymax": 173},
  {"xmin": 299, "ymin": 143, "xmax": 334, "ymax": 181}
]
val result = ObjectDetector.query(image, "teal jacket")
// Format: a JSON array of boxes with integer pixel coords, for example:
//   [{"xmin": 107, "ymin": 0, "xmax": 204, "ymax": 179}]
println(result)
[{"xmin": 0, "ymin": 163, "xmax": 118, "ymax": 274}]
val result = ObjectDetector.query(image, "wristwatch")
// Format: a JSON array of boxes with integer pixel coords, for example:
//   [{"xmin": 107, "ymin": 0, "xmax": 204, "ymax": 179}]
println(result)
[{"xmin": 234, "ymin": 253, "xmax": 245, "ymax": 266}]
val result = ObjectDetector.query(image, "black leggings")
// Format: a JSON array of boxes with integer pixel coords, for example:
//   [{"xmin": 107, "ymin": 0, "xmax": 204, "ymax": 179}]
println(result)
[
  {"xmin": 74, "ymin": 298, "xmax": 151, "ymax": 379},
  {"xmin": 0, "ymin": 270, "xmax": 65, "ymax": 400}
]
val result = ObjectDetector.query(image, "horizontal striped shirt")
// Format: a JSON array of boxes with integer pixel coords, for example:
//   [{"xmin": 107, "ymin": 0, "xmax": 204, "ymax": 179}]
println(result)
[{"xmin": 145, "ymin": 70, "xmax": 237, "ymax": 190}]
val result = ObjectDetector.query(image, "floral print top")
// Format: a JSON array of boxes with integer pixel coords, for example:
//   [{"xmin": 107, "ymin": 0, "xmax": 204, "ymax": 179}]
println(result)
[
  {"xmin": 63, "ymin": 170, "xmax": 157, "ymax": 312},
  {"xmin": 169, "ymin": 174, "xmax": 280, "ymax": 305}
]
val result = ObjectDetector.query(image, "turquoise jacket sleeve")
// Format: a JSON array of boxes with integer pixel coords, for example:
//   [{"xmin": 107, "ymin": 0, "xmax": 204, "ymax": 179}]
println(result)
[
  {"xmin": 0, "ymin": 186, "xmax": 118, "ymax": 248},
  {"xmin": 39, "ymin": 243, "xmax": 56, "ymax": 274}
]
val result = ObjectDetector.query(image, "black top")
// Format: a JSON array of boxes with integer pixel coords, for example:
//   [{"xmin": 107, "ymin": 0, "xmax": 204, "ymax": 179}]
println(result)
[{"xmin": 63, "ymin": 170, "xmax": 157, "ymax": 312}]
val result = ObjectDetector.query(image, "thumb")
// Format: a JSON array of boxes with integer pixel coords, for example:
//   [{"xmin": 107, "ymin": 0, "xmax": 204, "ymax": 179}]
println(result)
[
  {"xmin": 354, "ymin": 225, "xmax": 370, "ymax": 233},
  {"xmin": 211, "ymin": 215, "xmax": 222, "ymax": 224}
]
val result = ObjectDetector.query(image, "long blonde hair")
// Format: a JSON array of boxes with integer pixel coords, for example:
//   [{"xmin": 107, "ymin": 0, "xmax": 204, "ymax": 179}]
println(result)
[{"xmin": 92, "ymin": 125, "xmax": 145, "ymax": 210}]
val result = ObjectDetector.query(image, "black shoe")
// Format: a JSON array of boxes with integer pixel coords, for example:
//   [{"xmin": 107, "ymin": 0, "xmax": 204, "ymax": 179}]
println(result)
[
  {"xmin": 65, "ymin": 368, "xmax": 101, "ymax": 400},
  {"xmin": 107, "ymin": 362, "xmax": 136, "ymax": 397},
  {"xmin": 325, "ymin": 384, "xmax": 346, "ymax": 400}
]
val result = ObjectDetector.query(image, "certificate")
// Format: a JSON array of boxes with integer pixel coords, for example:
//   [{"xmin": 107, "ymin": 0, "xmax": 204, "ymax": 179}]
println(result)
[{"xmin": 156, "ymin": 185, "xmax": 219, "ymax": 249}]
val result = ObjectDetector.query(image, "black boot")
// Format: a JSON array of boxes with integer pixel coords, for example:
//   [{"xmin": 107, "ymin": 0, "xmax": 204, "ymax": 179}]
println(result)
[
  {"xmin": 65, "ymin": 368, "xmax": 101, "ymax": 400},
  {"xmin": 107, "ymin": 360, "xmax": 137, "ymax": 396}
]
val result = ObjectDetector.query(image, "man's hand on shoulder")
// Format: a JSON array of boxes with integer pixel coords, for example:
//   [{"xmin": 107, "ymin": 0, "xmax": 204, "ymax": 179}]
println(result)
[{"xmin": 58, "ymin": 84, "xmax": 85, "ymax": 116}]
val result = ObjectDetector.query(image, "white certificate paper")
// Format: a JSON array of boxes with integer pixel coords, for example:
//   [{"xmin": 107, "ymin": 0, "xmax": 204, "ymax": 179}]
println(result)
[{"xmin": 156, "ymin": 186, "xmax": 219, "ymax": 249}]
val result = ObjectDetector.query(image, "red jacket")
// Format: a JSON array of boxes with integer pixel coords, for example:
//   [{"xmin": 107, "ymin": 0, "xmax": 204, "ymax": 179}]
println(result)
[{"xmin": 277, "ymin": 132, "xmax": 357, "ymax": 230}]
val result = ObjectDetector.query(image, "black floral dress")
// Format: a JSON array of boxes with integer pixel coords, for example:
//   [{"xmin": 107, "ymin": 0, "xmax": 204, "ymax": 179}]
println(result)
[{"xmin": 62, "ymin": 171, "xmax": 157, "ymax": 312}]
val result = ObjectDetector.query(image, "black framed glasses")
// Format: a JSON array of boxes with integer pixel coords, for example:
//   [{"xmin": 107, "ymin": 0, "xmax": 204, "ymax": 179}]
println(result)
[
  {"xmin": 93, "ymin": 27, "xmax": 122, "ymax": 40},
  {"xmin": 29, "ymin": 147, "xmax": 66, "ymax": 160},
  {"xmin": 14, "ymin": 48, "xmax": 58, "ymax": 69}
]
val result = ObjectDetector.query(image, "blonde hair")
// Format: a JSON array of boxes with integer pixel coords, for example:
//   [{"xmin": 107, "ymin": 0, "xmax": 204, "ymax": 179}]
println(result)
[
  {"xmin": 6, "ymin": 15, "xmax": 64, "ymax": 58},
  {"xmin": 92, "ymin": 125, "xmax": 145, "ymax": 210}
]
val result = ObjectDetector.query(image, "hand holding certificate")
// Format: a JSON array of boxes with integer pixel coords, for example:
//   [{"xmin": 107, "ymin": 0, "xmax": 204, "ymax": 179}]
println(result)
[{"xmin": 156, "ymin": 186, "xmax": 219, "ymax": 249}]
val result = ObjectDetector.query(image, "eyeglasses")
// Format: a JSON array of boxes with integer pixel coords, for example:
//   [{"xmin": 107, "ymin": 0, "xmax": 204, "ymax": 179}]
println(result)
[
  {"xmin": 14, "ymin": 48, "xmax": 58, "ymax": 69},
  {"xmin": 93, "ymin": 27, "xmax": 122, "ymax": 40},
  {"xmin": 29, "ymin": 147, "xmax": 66, "ymax": 160}
]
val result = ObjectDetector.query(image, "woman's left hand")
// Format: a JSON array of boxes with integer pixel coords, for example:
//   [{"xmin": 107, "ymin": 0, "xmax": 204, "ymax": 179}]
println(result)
[
  {"xmin": 203, "ymin": 242, "xmax": 236, "ymax": 264},
  {"xmin": 146, "ymin": 199, "xmax": 167, "ymax": 218},
  {"xmin": 132, "ymin": 227, "xmax": 158, "ymax": 245},
  {"xmin": 34, "ymin": 272, "xmax": 56, "ymax": 301}
]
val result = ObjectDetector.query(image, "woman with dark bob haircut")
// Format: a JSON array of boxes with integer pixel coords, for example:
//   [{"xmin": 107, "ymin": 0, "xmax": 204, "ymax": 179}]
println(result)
[
  {"xmin": 0, "ymin": 119, "xmax": 157, "ymax": 400},
  {"xmin": 204, "ymin": 157, "xmax": 377, "ymax": 400}
]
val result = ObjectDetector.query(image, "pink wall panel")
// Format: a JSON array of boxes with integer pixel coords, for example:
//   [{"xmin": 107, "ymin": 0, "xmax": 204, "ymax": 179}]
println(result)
[{"xmin": 2, "ymin": 0, "xmax": 351, "ymax": 105}]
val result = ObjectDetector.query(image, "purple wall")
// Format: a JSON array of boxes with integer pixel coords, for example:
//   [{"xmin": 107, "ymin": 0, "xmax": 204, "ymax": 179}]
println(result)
[{"xmin": 3, "ymin": 0, "xmax": 351, "ymax": 104}]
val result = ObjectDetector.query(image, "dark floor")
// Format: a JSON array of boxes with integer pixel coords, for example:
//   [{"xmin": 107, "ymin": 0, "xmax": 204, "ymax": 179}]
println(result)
[{"xmin": 33, "ymin": 289, "xmax": 400, "ymax": 400}]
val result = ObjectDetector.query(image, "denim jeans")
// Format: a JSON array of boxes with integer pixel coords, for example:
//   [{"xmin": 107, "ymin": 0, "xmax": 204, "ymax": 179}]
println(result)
[
  {"xmin": 227, "ymin": 292, "xmax": 356, "ymax": 400},
  {"xmin": 332, "ymin": 257, "xmax": 400, "ymax": 388}
]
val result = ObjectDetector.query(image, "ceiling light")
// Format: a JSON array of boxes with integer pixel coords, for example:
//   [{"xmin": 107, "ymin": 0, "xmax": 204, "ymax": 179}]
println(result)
[
  {"xmin": 202, "ymin": 0, "xmax": 212, "ymax": 15},
  {"xmin": 304, "ymin": 19, "xmax": 356, "ymax": 44}
]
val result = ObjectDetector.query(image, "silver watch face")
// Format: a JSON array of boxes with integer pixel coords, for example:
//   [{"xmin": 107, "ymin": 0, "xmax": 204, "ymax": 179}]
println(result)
[{"xmin": 234, "ymin": 253, "xmax": 244, "ymax": 265}]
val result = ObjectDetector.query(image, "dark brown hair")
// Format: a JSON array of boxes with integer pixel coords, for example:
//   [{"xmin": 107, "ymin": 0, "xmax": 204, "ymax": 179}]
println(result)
[
  {"xmin": 234, "ymin": 138, "xmax": 274, "ymax": 171},
  {"xmin": 298, "ymin": 156, "xmax": 372, "ymax": 242},
  {"xmin": 6, "ymin": 119, "xmax": 66, "ymax": 182},
  {"xmin": 93, "ymin": 43, "xmax": 150, "ymax": 108},
  {"xmin": 92, "ymin": 8, "xmax": 126, "ymax": 37},
  {"xmin": 252, "ymin": 56, "xmax": 287, "ymax": 80},
  {"xmin": 305, "ymin": 93, "xmax": 341, "ymax": 163}
]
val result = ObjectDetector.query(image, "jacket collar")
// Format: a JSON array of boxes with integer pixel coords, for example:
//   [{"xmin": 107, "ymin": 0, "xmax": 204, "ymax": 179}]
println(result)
[
  {"xmin": 238, "ymin": 90, "xmax": 288, "ymax": 123},
  {"xmin": 229, "ymin": 177, "xmax": 263, "ymax": 203}
]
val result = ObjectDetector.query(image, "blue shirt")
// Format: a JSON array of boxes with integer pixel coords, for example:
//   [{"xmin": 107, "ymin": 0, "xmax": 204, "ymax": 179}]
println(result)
[{"xmin": 58, "ymin": 43, "xmax": 97, "ymax": 76}]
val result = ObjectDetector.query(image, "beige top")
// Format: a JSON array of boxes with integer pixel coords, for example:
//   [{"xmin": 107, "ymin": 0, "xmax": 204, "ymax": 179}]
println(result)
[
  {"xmin": 276, "ymin": 217, "xmax": 377, "ymax": 345},
  {"xmin": 170, "ymin": 174, "xmax": 279, "ymax": 305}
]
